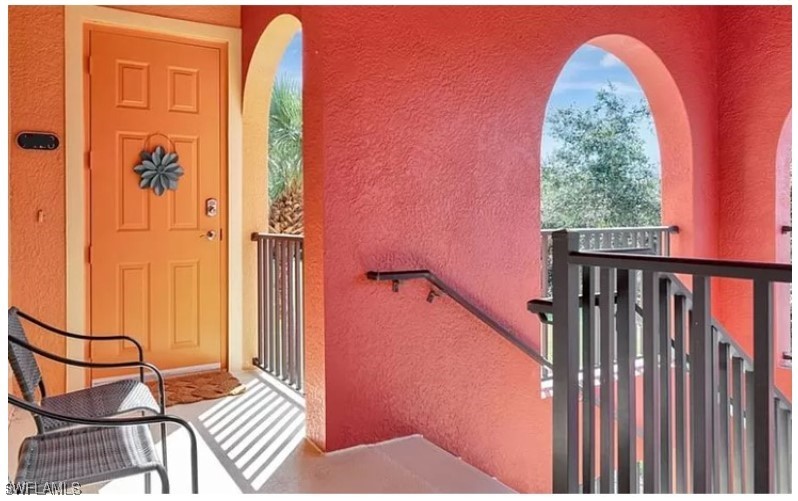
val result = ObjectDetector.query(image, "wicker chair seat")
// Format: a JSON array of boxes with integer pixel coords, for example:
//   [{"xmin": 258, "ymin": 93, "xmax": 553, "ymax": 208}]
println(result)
[{"xmin": 15, "ymin": 425, "xmax": 164, "ymax": 489}]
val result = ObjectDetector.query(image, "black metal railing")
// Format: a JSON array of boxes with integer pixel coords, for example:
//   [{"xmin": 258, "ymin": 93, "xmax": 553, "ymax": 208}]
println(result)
[
  {"xmin": 541, "ymin": 225, "xmax": 678, "ymax": 296},
  {"xmin": 539, "ymin": 229, "xmax": 792, "ymax": 494},
  {"xmin": 366, "ymin": 270, "xmax": 552, "ymax": 370},
  {"xmin": 539, "ymin": 226, "xmax": 678, "ymax": 378},
  {"xmin": 251, "ymin": 233, "xmax": 304, "ymax": 393}
]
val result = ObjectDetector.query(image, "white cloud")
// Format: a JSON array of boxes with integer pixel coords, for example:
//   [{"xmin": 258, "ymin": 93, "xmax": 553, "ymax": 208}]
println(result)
[
  {"xmin": 553, "ymin": 80, "xmax": 642, "ymax": 95},
  {"xmin": 599, "ymin": 53, "xmax": 623, "ymax": 68}
]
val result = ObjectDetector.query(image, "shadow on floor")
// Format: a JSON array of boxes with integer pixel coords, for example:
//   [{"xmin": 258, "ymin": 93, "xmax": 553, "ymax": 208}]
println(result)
[{"xmin": 191, "ymin": 371, "xmax": 306, "ymax": 492}]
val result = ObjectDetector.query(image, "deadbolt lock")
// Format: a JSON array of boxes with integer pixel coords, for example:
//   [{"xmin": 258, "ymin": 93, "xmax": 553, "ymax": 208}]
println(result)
[{"xmin": 205, "ymin": 198, "xmax": 218, "ymax": 217}]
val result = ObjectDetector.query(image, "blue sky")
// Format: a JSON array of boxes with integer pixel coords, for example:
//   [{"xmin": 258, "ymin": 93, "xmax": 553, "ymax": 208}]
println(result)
[
  {"xmin": 542, "ymin": 44, "xmax": 660, "ymax": 170},
  {"xmin": 276, "ymin": 32, "xmax": 302, "ymax": 84}
]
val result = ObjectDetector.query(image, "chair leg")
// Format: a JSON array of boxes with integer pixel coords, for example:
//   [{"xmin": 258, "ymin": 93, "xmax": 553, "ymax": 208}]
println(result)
[
  {"xmin": 143, "ymin": 409, "xmax": 151, "ymax": 493},
  {"xmin": 187, "ymin": 426, "xmax": 199, "ymax": 494},
  {"xmin": 155, "ymin": 466, "xmax": 170, "ymax": 494},
  {"xmin": 161, "ymin": 423, "xmax": 168, "ymax": 469},
  {"xmin": 190, "ymin": 436, "xmax": 199, "ymax": 494}
]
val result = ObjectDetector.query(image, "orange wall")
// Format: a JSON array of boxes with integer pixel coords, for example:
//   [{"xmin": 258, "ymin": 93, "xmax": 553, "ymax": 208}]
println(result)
[
  {"xmin": 8, "ymin": 5, "xmax": 240, "ymax": 395},
  {"xmin": 9, "ymin": 6, "xmax": 67, "ymax": 394},
  {"xmin": 243, "ymin": 5, "xmax": 734, "ymax": 493},
  {"xmin": 114, "ymin": 5, "xmax": 241, "ymax": 28}
]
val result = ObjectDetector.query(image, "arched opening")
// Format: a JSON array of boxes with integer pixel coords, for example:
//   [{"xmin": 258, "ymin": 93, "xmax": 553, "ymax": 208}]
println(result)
[
  {"xmin": 267, "ymin": 31, "xmax": 303, "ymax": 234},
  {"xmin": 538, "ymin": 35, "xmax": 693, "ymax": 368},
  {"xmin": 242, "ymin": 14, "xmax": 302, "ymax": 377},
  {"xmin": 775, "ymin": 111, "xmax": 791, "ymax": 368},
  {"xmin": 541, "ymin": 43, "xmax": 662, "ymax": 230},
  {"xmin": 541, "ymin": 35, "xmax": 693, "ymax": 246},
  {"xmin": 539, "ymin": 35, "xmax": 694, "ymax": 284}
]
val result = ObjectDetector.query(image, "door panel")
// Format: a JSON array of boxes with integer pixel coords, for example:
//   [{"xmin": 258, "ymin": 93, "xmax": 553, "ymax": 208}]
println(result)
[{"xmin": 88, "ymin": 26, "xmax": 226, "ymax": 378}]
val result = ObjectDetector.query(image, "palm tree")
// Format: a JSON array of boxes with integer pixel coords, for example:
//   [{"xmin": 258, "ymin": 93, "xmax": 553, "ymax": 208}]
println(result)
[{"xmin": 268, "ymin": 78, "xmax": 303, "ymax": 234}]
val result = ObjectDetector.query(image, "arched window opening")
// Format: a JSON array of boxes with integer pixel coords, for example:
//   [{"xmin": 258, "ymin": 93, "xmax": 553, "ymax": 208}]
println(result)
[
  {"xmin": 538, "ymin": 38, "xmax": 692, "ymax": 378},
  {"xmin": 268, "ymin": 32, "xmax": 303, "ymax": 235},
  {"xmin": 242, "ymin": 14, "xmax": 305, "ymax": 401},
  {"xmin": 775, "ymin": 112, "xmax": 791, "ymax": 366},
  {"xmin": 541, "ymin": 44, "xmax": 662, "ymax": 231}
]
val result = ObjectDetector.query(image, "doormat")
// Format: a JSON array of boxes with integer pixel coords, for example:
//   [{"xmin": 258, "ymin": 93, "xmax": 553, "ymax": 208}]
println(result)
[{"xmin": 146, "ymin": 371, "xmax": 247, "ymax": 407}]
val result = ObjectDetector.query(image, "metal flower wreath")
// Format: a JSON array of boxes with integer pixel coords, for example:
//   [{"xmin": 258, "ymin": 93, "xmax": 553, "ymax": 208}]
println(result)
[{"xmin": 134, "ymin": 144, "xmax": 184, "ymax": 196}]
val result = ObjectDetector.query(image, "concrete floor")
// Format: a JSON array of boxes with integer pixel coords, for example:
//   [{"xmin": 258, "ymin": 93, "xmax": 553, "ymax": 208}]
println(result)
[{"xmin": 8, "ymin": 370, "xmax": 513, "ymax": 494}]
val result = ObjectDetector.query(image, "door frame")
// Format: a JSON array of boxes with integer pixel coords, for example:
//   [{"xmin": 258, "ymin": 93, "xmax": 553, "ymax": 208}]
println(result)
[{"xmin": 65, "ymin": 6, "xmax": 243, "ymax": 391}]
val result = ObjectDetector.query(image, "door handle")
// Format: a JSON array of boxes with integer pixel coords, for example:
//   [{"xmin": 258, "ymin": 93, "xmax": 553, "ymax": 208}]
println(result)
[{"xmin": 203, "ymin": 230, "xmax": 217, "ymax": 241}]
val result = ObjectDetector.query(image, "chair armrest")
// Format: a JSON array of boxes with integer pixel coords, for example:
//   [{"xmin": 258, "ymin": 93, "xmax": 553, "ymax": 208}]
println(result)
[
  {"xmin": 8, "ymin": 394, "xmax": 198, "ymax": 493},
  {"xmin": 8, "ymin": 336, "xmax": 165, "ymax": 412},
  {"xmin": 14, "ymin": 308, "xmax": 144, "ymax": 362}
]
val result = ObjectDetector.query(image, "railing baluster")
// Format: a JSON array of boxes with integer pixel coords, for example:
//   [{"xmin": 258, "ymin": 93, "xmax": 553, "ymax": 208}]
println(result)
[
  {"xmin": 687, "ymin": 308, "xmax": 694, "ymax": 492},
  {"xmin": 294, "ymin": 240, "xmax": 305, "ymax": 391},
  {"xmin": 673, "ymin": 294, "xmax": 688, "ymax": 493},
  {"xmin": 784, "ymin": 408, "xmax": 792, "ymax": 493},
  {"xmin": 599, "ymin": 267, "xmax": 616, "ymax": 493},
  {"xmin": 282, "ymin": 240, "xmax": 291, "ymax": 380},
  {"xmin": 288, "ymin": 240, "xmax": 296, "ymax": 386},
  {"xmin": 257, "ymin": 238, "xmax": 265, "ymax": 370},
  {"xmin": 753, "ymin": 279, "xmax": 774, "ymax": 493},
  {"xmin": 732, "ymin": 356, "xmax": 744, "ymax": 493},
  {"xmin": 581, "ymin": 266, "xmax": 596, "ymax": 492},
  {"xmin": 773, "ymin": 398, "xmax": 792, "ymax": 494},
  {"xmin": 690, "ymin": 275, "xmax": 713, "ymax": 493},
  {"xmin": 252, "ymin": 234, "xmax": 306, "ymax": 394},
  {"xmin": 552, "ymin": 231, "xmax": 580, "ymax": 493},
  {"xmin": 745, "ymin": 369, "xmax": 755, "ymax": 493},
  {"xmin": 717, "ymin": 342, "xmax": 731, "ymax": 493},
  {"xmin": 542, "ymin": 233, "xmax": 551, "ymax": 296},
  {"xmin": 658, "ymin": 277, "xmax": 672, "ymax": 492},
  {"xmin": 268, "ymin": 238, "xmax": 276, "ymax": 372},
  {"xmin": 642, "ymin": 270, "xmax": 661, "ymax": 492},
  {"xmin": 616, "ymin": 268, "xmax": 637, "ymax": 493},
  {"xmin": 274, "ymin": 239, "xmax": 282, "ymax": 377}
]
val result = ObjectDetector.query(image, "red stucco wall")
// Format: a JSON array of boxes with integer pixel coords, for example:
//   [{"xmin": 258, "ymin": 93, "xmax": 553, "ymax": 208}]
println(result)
[
  {"xmin": 241, "ymin": 5, "xmax": 752, "ymax": 492},
  {"xmin": 716, "ymin": 6, "xmax": 792, "ymax": 397}
]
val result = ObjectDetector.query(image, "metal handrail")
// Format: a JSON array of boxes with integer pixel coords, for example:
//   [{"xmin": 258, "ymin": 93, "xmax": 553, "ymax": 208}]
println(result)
[
  {"xmin": 570, "ymin": 251, "xmax": 791, "ymax": 283},
  {"xmin": 366, "ymin": 270, "xmax": 552, "ymax": 369},
  {"xmin": 541, "ymin": 225, "xmax": 679, "ymax": 235},
  {"xmin": 251, "ymin": 232, "xmax": 304, "ymax": 241}
]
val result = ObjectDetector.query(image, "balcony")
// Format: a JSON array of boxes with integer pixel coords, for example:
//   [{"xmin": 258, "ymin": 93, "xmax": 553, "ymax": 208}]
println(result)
[{"xmin": 7, "ymin": 370, "xmax": 513, "ymax": 494}]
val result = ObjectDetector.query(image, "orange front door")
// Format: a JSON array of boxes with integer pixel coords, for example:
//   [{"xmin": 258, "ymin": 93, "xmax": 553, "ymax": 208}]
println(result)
[{"xmin": 87, "ymin": 25, "xmax": 227, "ymax": 378}]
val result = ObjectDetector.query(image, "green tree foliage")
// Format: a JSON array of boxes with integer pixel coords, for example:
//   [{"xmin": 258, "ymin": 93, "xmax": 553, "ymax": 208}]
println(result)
[
  {"xmin": 541, "ymin": 84, "xmax": 661, "ymax": 229},
  {"xmin": 268, "ymin": 78, "xmax": 302, "ymax": 203}
]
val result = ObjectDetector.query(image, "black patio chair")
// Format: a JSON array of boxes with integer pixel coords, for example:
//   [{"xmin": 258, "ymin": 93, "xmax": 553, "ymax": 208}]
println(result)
[
  {"xmin": 6, "ymin": 307, "xmax": 186, "ymax": 492},
  {"xmin": 9, "ymin": 394, "xmax": 198, "ymax": 493}
]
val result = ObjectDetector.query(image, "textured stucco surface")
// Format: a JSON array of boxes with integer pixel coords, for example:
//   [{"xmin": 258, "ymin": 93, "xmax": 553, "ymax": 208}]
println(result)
[
  {"xmin": 715, "ymin": 6, "xmax": 792, "ymax": 397},
  {"xmin": 8, "ymin": 4, "xmax": 792, "ymax": 492},
  {"xmin": 242, "ymin": 5, "xmax": 733, "ymax": 493},
  {"xmin": 112, "ymin": 5, "xmax": 241, "ymax": 28},
  {"xmin": 9, "ymin": 6, "xmax": 67, "ymax": 394}
]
